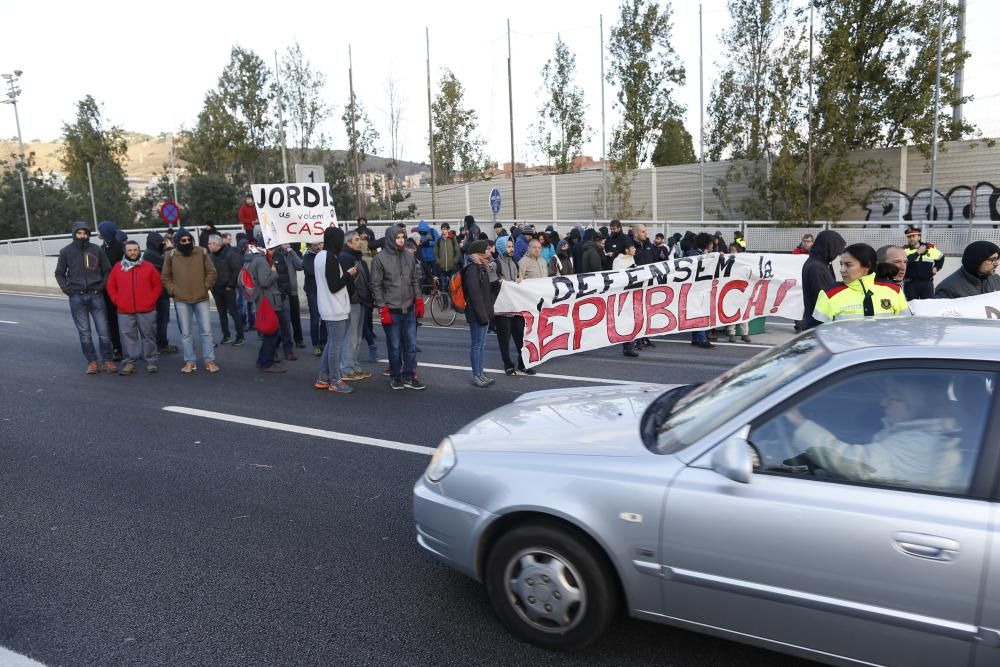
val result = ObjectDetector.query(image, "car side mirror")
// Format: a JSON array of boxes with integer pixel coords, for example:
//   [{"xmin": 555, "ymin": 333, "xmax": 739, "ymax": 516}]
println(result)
[{"xmin": 712, "ymin": 431, "xmax": 753, "ymax": 484}]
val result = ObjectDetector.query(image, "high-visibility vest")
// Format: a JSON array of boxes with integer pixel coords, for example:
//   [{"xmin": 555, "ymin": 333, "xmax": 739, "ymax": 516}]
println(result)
[{"xmin": 813, "ymin": 273, "xmax": 910, "ymax": 323}]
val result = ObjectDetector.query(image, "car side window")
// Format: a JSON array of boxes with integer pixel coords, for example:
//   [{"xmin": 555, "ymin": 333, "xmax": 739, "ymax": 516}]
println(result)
[{"xmin": 748, "ymin": 368, "xmax": 994, "ymax": 495}]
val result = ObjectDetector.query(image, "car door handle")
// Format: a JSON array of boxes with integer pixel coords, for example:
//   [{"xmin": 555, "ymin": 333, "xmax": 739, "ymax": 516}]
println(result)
[{"xmin": 892, "ymin": 532, "xmax": 960, "ymax": 561}]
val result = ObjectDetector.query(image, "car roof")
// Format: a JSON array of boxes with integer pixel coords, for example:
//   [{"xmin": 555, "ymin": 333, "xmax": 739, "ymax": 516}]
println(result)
[{"xmin": 814, "ymin": 317, "xmax": 1000, "ymax": 356}]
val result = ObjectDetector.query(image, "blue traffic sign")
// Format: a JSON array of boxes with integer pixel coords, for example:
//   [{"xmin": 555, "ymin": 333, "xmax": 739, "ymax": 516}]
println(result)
[{"xmin": 489, "ymin": 188, "xmax": 502, "ymax": 215}]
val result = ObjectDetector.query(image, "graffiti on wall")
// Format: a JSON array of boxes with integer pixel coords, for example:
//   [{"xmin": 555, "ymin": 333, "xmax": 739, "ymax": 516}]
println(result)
[{"xmin": 862, "ymin": 181, "xmax": 1000, "ymax": 222}]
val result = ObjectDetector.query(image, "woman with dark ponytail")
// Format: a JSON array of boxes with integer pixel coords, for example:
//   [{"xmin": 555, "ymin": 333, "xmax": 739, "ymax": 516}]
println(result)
[{"xmin": 813, "ymin": 243, "xmax": 910, "ymax": 323}]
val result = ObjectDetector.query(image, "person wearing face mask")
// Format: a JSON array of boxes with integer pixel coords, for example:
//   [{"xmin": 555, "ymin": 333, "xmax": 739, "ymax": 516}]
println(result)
[
  {"xmin": 143, "ymin": 231, "xmax": 178, "ymax": 355},
  {"xmin": 549, "ymin": 239, "xmax": 574, "ymax": 276},
  {"xmin": 934, "ymin": 241, "xmax": 1000, "ymax": 298},
  {"xmin": 106, "ymin": 240, "xmax": 163, "ymax": 375},
  {"xmin": 55, "ymin": 221, "xmax": 116, "ymax": 374},
  {"xmin": 370, "ymin": 226, "xmax": 425, "ymax": 390},
  {"xmin": 162, "ymin": 227, "xmax": 219, "ymax": 373},
  {"xmin": 812, "ymin": 243, "xmax": 910, "ymax": 324},
  {"xmin": 98, "ymin": 221, "xmax": 127, "ymax": 360}
]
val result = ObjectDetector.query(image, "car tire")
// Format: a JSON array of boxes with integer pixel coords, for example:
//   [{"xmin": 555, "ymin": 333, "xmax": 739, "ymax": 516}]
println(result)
[{"xmin": 484, "ymin": 521, "xmax": 619, "ymax": 651}]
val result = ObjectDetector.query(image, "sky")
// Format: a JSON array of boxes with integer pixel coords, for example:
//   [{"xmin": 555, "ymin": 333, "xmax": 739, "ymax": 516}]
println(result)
[{"xmin": 2, "ymin": 0, "xmax": 998, "ymax": 169}]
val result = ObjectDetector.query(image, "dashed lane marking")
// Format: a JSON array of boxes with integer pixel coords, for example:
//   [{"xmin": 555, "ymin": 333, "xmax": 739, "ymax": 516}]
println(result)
[
  {"xmin": 162, "ymin": 406, "xmax": 435, "ymax": 456},
  {"xmin": 0, "ymin": 320, "xmax": 19, "ymax": 324}
]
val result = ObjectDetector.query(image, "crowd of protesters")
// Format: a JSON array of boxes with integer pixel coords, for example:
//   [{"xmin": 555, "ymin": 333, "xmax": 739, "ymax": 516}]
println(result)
[{"xmin": 53, "ymin": 208, "xmax": 999, "ymax": 389}]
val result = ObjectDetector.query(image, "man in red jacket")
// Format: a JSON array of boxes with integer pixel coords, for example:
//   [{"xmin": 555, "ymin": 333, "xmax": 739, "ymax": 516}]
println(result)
[
  {"xmin": 106, "ymin": 240, "xmax": 164, "ymax": 375},
  {"xmin": 239, "ymin": 194, "xmax": 258, "ymax": 235}
]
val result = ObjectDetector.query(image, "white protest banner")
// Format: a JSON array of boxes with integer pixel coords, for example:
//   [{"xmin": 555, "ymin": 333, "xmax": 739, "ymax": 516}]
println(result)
[
  {"xmin": 910, "ymin": 292, "xmax": 1000, "ymax": 320},
  {"xmin": 251, "ymin": 182, "xmax": 338, "ymax": 248},
  {"xmin": 494, "ymin": 252, "xmax": 807, "ymax": 367}
]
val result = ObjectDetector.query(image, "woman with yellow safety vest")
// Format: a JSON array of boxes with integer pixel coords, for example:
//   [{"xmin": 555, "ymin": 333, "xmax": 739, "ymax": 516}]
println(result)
[{"xmin": 813, "ymin": 243, "xmax": 910, "ymax": 323}]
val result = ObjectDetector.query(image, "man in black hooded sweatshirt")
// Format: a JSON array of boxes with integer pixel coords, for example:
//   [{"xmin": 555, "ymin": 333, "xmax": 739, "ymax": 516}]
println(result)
[
  {"xmin": 55, "ymin": 221, "xmax": 115, "ymax": 374},
  {"xmin": 143, "ymin": 231, "xmax": 177, "ymax": 354},
  {"xmin": 798, "ymin": 230, "xmax": 846, "ymax": 331}
]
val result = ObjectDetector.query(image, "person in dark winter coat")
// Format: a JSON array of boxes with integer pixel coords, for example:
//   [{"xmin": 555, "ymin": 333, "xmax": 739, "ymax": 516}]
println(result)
[
  {"xmin": 605, "ymin": 220, "xmax": 629, "ymax": 259},
  {"xmin": 207, "ymin": 234, "xmax": 245, "ymax": 345},
  {"xmin": 302, "ymin": 242, "xmax": 327, "ymax": 355},
  {"xmin": 198, "ymin": 220, "xmax": 220, "ymax": 248},
  {"xmin": 686, "ymin": 233, "xmax": 717, "ymax": 349},
  {"xmin": 934, "ymin": 241, "xmax": 1000, "ymax": 299},
  {"xmin": 799, "ymin": 230, "xmax": 846, "ymax": 331},
  {"xmin": 98, "ymin": 220, "xmax": 126, "ymax": 359},
  {"xmin": 460, "ymin": 215, "xmax": 482, "ymax": 260},
  {"xmin": 272, "ymin": 244, "xmax": 304, "ymax": 356},
  {"xmin": 549, "ymin": 239, "xmax": 574, "ymax": 276},
  {"xmin": 56, "ymin": 221, "xmax": 115, "ymax": 373},
  {"xmin": 579, "ymin": 230, "xmax": 607, "ymax": 274},
  {"xmin": 143, "ymin": 231, "xmax": 176, "ymax": 353},
  {"xmin": 371, "ymin": 226, "xmax": 423, "ymax": 390},
  {"xmin": 462, "ymin": 240, "xmax": 496, "ymax": 387}
]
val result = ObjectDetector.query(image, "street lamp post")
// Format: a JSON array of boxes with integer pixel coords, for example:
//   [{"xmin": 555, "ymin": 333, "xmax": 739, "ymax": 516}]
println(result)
[{"xmin": 3, "ymin": 70, "xmax": 31, "ymax": 237}]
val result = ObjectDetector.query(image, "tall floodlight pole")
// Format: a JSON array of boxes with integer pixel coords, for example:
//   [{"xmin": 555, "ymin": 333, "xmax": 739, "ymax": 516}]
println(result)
[
  {"xmin": 952, "ymin": 0, "xmax": 965, "ymax": 129},
  {"xmin": 928, "ymin": 0, "xmax": 945, "ymax": 222},
  {"xmin": 349, "ymin": 45, "xmax": 363, "ymax": 218},
  {"xmin": 600, "ymin": 14, "xmax": 608, "ymax": 220},
  {"xmin": 426, "ymin": 27, "xmax": 437, "ymax": 218},
  {"xmin": 274, "ymin": 50, "xmax": 289, "ymax": 183},
  {"xmin": 507, "ymin": 19, "xmax": 518, "ymax": 219},
  {"xmin": 86, "ymin": 162, "xmax": 99, "ymax": 230},
  {"xmin": 807, "ymin": 1, "xmax": 814, "ymax": 222},
  {"xmin": 2, "ymin": 71, "xmax": 31, "ymax": 237},
  {"xmin": 699, "ymin": 4, "xmax": 704, "ymax": 223},
  {"xmin": 169, "ymin": 132, "xmax": 180, "ymax": 204}
]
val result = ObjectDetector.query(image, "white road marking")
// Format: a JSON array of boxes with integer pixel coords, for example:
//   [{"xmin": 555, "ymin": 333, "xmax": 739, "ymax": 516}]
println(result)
[
  {"xmin": 0, "ymin": 290, "xmax": 64, "ymax": 299},
  {"xmin": 0, "ymin": 646, "xmax": 47, "ymax": 666},
  {"xmin": 378, "ymin": 359, "xmax": 642, "ymax": 385},
  {"xmin": 0, "ymin": 320, "xmax": 19, "ymax": 324},
  {"xmin": 162, "ymin": 406, "xmax": 435, "ymax": 456}
]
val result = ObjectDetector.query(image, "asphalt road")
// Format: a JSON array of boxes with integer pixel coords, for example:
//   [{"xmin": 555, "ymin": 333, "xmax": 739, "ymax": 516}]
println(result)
[{"xmin": 0, "ymin": 292, "xmax": 811, "ymax": 667}]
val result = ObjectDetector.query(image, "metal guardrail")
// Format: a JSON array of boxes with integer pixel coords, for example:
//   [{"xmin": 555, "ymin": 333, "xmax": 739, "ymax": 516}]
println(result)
[{"xmin": 4, "ymin": 220, "xmax": 999, "ymax": 258}]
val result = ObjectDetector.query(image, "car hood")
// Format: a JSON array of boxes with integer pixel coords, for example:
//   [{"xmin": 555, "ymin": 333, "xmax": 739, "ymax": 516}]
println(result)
[{"xmin": 453, "ymin": 383, "xmax": 678, "ymax": 456}]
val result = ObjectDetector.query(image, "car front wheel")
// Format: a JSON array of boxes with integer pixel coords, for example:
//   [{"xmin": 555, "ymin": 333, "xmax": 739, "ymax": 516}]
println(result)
[{"xmin": 484, "ymin": 522, "xmax": 619, "ymax": 650}]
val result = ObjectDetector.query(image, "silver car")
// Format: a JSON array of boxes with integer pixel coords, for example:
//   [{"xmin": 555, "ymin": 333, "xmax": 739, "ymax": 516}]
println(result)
[{"xmin": 413, "ymin": 318, "xmax": 1000, "ymax": 666}]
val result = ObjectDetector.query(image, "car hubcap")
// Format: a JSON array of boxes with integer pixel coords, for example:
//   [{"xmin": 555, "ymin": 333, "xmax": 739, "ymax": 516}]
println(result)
[{"xmin": 505, "ymin": 548, "xmax": 585, "ymax": 633}]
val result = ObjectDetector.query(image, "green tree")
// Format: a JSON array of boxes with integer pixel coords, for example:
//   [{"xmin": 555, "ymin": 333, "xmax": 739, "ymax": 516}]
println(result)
[
  {"xmin": 180, "ymin": 45, "xmax": 278, "ymax": 187},
  {"xmin": 134, "ymin": 174, "xmax": 187, "ymax": 227},
  {"xmin": 431, "ymin": 70, "xmax": 485, "ymax": 185},
  {"xmin": 280, "ymin": 42, "xmax": 332, "ymax": 165},
  {"xmin": 606, "ymin": 0, "xmax": 685, "ymax": 170},
  {"xmin": 651, "ymin": 117, "xmax": 696, "ymax": 166},
  {"xmin": 60, "ymin": 95, "xmax": 134, "ymax": 226},
  {"xmin": 187, "ymin": 174, "xmax": 240, "ymax": 225},
  {"xmin": 535, "ymin": 36, "xmax": 590, "ymax": 173},
  {"xmin": 341, "ymin": 96, "xmax": 380, "ymax": 218},
  {"xmin": 0, "ymin": 156, "xmax": 80, "ymax": 239}
]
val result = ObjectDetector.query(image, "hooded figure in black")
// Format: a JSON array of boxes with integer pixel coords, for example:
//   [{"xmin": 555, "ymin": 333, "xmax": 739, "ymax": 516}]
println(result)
[
  {"xmin": 323, "ymin": 227, "xmax": 348, "ymax": 295},
  {"xmin": 97, "ymin": 220, "xmax": 125, "ymax": 357},
  {"xmin": 799, "ymin": 230, "xmax": 846, "ymax": 331},
  {"xmin": 143, "ymin": 231, "xmax": 173, "ymax": 350},
  {"xmin": 934, "ymin": 240, "xmax": 1000, "ymax": 299}
]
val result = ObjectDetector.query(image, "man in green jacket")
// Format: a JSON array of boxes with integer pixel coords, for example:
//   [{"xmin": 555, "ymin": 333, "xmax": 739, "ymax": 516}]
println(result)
[
  {"xmin": 162, "ymin": 227, "xmax": 218, "ymax": 373},
  {"xmin": 434, "ymin": 222, "xmax": 460, "ymax": 287}
]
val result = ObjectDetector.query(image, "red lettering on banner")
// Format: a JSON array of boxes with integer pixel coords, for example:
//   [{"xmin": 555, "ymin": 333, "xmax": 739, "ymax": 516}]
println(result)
[
  {"xmin": 718, "ymin": 280, "xmax": 749, "ymax": 324},
  {"xmin": 606, "ymin": 291, "xmax": 644, "ymax": 343},
  {"xmin": 287, "ymin": 222, "xmax": 312, "ymax": 235},
  {"xmin": 708, "ymin": 279, "xmax": 719, "ymax": 328},
  {"xmin": 770, "ymin": 278, "xmax": 796, "ymax": 313},
  {"xmin": 520, "ymin": 311, "xmax": 539, "ymax": 362},
  {"xmin": 744, "ymin": 279, "xmax": 769, "ymax": 319},
  {"xmin": 537, "ymin": 305, "xmax": 570, "ymax": 361},
  {"xmin": 678, "ymin": 283, "xmax": 711, "ymax": 331},
  {"xmin": 644, "ymin": 286, "xmax": 677, "ymax": 335},
  {"xmin": 571, "ymin": 297, "xmax": 607, "ymax": 350}
]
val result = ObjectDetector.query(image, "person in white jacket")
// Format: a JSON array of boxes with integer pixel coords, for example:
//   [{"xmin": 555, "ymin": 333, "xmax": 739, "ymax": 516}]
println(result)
[
  {"xmin": 314, "ymin": 227, "xmax": 356, "ymax": 394},
  {"xmin": 783, "ymin": 380, "xmax": 964, "ymax": 493}
]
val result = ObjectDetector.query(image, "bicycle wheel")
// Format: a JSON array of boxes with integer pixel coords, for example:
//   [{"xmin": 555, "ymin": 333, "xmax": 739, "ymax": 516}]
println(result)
[{"xmin": 429, "ymin": 292, "xmax": 457, "ymax": 326}]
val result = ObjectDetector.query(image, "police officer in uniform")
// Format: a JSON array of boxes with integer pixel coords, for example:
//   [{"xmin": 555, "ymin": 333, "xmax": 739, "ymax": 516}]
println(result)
[
  {"xmin": 903, "ymin": 225, "xmax": 944, "ymax": 300},
  {"xmin": 813, "ymin": 243, "xmax": 910, "ymax": 324}
]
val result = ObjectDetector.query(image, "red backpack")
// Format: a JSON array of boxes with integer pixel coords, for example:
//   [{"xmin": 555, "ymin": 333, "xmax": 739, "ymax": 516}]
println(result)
[{"xmin": 449, "ymin": 272, "xmax": 466, "ymax": 310}]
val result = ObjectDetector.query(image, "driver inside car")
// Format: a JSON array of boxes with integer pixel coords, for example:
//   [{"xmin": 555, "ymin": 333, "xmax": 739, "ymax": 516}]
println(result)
[{"xmin": 781, "ymin": 379, "xmax": 964, "ymax": 493}]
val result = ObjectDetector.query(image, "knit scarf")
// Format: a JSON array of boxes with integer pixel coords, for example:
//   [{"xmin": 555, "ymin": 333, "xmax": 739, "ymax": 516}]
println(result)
[{"xmin": 120, "ymin": 256, "xmax": 144, "ymax": 273}]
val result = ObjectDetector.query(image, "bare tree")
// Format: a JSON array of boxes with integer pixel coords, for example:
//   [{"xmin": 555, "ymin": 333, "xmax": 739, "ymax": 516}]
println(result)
[{"xmin": 280, "ymin": 42, "xmax": 332, "ymax": 164}]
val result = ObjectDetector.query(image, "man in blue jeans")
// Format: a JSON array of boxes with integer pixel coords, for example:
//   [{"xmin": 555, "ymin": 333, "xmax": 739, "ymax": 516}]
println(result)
[
  {"xmin": 370, "ymin": 226, "xmax": 426, "ymax": 390},
  {"xmin": 55, "ymin": 221, "xmax": 117, "ymax": 374},
  {"xmin": 161, "ymin": 228, "xmax": 220, "ymax": 373}
]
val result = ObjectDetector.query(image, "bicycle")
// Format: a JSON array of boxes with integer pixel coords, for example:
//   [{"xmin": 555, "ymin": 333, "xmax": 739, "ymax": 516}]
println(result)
[{"xmin": 425, "ymin": 281, "xmax": 457, "ymax": 326}]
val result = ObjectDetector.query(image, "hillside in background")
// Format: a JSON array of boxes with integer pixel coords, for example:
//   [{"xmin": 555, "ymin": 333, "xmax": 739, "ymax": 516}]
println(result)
[{"xmin": 0, "ymin": 134, "xmax": 428, "ymax": 181}]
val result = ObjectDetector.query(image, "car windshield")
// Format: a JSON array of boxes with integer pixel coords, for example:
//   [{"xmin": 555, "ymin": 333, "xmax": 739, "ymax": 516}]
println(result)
[{"xmin": 654, "ymin": 332, "xmax": 829, "ymax": 454}]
